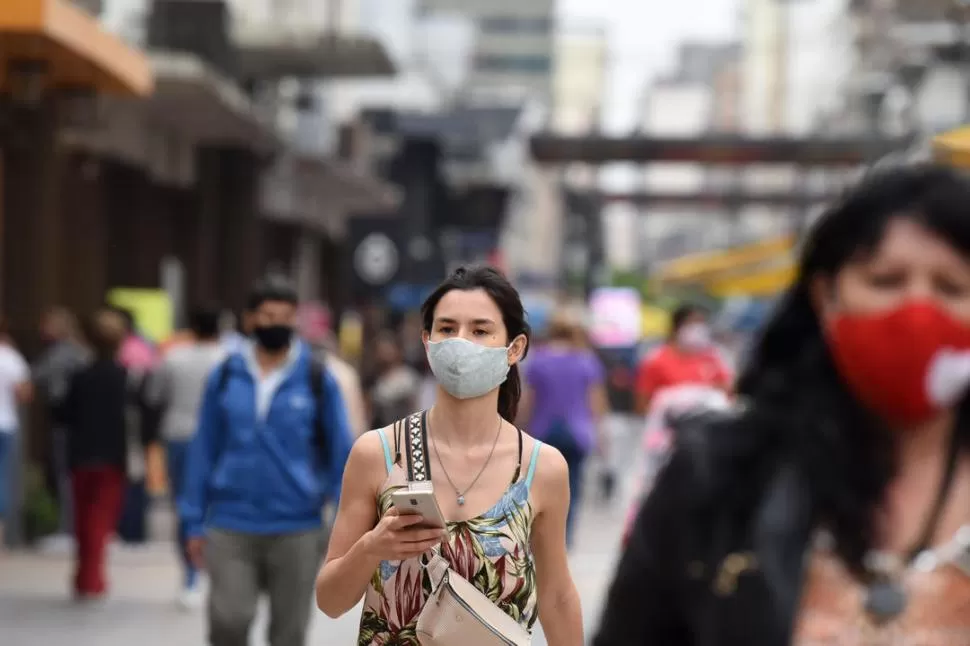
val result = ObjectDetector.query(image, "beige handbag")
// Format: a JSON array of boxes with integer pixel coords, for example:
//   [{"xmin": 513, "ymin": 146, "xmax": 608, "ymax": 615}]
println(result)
[
  {"xmin": 397, "ymin": 412, "xmax": 532, "ymax": 646},
  {"xmin": 416, "ymin": 552, "xmax": 532, "ymax": 646}
]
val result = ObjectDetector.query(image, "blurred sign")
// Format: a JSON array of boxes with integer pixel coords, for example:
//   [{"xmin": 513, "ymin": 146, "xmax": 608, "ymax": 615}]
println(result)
[
  {"xmin": 338, "ymin": 311, "xmax": 363, "ymax": 361},
  {"xmin": 107, "ymin": 288, "xmax": 173, "ymax": 343},
  {"xmin": 354, "ymin": 233, "xmax": 399, "ymax": 285},
  {"xmin": 588, "ymin": 287, "xmax": 642, "ymax": 348},
  {"xmin": 346, "ymin": 217, "xmax": 406, "ymax": 300}
]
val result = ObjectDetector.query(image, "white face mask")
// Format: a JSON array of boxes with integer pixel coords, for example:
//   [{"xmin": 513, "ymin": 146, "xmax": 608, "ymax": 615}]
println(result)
[
  {"xmin": 426, "ymin": 338, "xmax": 511, "ymax": 399},
  {"xmin": 677, "ymin": 323, "xmax": 711, "ymax": 351}
]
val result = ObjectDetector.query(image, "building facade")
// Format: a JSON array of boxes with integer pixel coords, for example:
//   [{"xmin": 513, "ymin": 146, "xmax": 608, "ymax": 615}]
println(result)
[
  {"xmin": 417, "ymin": 0, "xmax": 556, "ymax": 102},
  {"xmin": 552, "ymin": 23, "xmax": 607, "ymax": 134}
]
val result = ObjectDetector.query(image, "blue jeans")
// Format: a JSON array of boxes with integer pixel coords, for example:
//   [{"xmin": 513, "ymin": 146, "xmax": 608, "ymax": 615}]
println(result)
[
  {"xmin": 0, "ymin": 431, "xmax": 14, "ymax": 522},
  {"xmin": 542, "ymin": 422, "xmax": 587, "ymax": 549},
  {"xmin": 166, "ymin": 439, "xmax": 198, "ymax": 588}
]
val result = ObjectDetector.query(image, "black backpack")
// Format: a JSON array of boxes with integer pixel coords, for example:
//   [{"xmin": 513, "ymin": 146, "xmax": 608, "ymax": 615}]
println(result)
[{"xmin": 216, "ymin": 357, "xmax": 330, "ymax": 466}]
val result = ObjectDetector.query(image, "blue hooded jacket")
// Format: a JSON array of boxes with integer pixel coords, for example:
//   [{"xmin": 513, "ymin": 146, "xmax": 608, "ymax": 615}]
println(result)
[{"xmin": 179, "ymin": 343, "xmax": 352, "ymax": 538}]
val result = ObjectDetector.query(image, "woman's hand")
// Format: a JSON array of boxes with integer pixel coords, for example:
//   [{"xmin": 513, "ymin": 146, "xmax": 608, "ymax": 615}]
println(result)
[{"xmin": 362, "ymin": 507, "xmax": 448, "ymax": 561}]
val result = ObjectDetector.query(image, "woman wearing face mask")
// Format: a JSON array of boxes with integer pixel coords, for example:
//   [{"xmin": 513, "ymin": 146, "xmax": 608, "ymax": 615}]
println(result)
[
  {"xmin": 316, "ymin": 266, "xmax": 583, "ymax": 646},
  {"xmin": 633, "ymin": 304, "xmax": 733, "ymax": 417},
  {"xmin": 594, "ymin": 164, "xmax": 970, "ymax": 645}
]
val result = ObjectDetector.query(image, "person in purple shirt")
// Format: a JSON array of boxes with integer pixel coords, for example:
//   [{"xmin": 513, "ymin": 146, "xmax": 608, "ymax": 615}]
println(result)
[{"xmin": 520, "ymin": 310, "xmax": 608, "ymax": 548}]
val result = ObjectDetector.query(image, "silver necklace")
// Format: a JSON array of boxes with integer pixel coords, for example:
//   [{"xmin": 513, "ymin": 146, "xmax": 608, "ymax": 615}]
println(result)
[{"xmin": 429, "ymin": 415, "xmax": 503, "ymax": 506}]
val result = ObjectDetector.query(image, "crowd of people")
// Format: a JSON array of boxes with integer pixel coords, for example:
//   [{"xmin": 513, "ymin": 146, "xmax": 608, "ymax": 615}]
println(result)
[{"xmin": 3, "ymin": 161, "xmax": 970, "ymax": 646}]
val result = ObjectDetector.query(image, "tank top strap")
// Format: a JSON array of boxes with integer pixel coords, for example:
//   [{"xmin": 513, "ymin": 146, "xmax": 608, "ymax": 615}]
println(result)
[
  {"xmin": 376, "ymin": 429, "xmax": 393, "ymax": 475},
  {"xmin": 525, "ymin": 440, "xmax": 542, "ymax": 489}
]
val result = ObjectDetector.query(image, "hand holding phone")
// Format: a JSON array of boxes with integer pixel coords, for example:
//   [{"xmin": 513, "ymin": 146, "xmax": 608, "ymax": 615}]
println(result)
[
  {"xmin": 390, "ymin": 486, "xmax": 448, "ymax": 529},
  {"xmin": 364, "ymin": 508, "xmax": 447, "ymax": 561}
]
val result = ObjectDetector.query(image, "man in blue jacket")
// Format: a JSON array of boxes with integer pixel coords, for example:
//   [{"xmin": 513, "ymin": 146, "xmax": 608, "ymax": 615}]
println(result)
[{"xmin": 179, "ymin": 276, "xmax": 352, "ymax": 646}]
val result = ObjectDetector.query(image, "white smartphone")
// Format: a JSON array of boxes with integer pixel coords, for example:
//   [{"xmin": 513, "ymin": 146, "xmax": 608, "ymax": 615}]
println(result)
[{"xmin": 390, "ymin": 483, "xmax": 448, "ymax": 529}]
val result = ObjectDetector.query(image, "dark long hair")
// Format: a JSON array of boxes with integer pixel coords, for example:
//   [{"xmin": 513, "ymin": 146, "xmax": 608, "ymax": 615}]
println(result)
[
  {"xmin": 420, "ymin": 266, "xmax": 531, "ymax": 421},
  {"xmin": 736, "ymin": 163, "xmax": 970, "ymax": 572}
]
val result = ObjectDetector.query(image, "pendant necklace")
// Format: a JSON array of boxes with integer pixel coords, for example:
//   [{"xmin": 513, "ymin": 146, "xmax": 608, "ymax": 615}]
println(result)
[
  {"xmin": 429, "ymin": 415, "xmax": 503, "ymax": 506},
  {"xmin": 861, "ymin": 427, "xmax": 961, "ymax": 624}
]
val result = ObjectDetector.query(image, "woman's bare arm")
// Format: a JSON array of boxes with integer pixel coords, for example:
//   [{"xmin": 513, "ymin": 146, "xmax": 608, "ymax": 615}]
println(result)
[
  {"xmin": 531, "ymin": 444, "xmax": 584, "ymax": 646},
  {"xmin": 315, "ymin": 431, "xmax": 386, "ymax": 617}
]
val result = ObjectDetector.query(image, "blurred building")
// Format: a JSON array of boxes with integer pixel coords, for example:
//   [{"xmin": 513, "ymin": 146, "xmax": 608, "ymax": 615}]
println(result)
[
  {"xmin": 416, "ymin": 0, "xmax": 555, "ymax": 103},
  {"xmin": 327, "ymin": 0, "xmax": 478, "ymax": 120},
  {"xmin": 847, "ymin": 0, "xmax": 970, "ymax": 135},
  {"xmin": 1, "ymin": 0, "xmax": 398, "ymax": 344},
  {"xmin": 552, "ymin": 22, "xmax": 607, "ymax": 191},
  {"xmin": 552, "ymin": 23, "xmax": 607, "ymax": 135},
  {"xmin": 631, "ymin": 43, "xmax": 758, "ymax": 273}
]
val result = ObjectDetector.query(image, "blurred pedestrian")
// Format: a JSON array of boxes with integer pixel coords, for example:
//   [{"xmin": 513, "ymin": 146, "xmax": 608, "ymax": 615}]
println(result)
[
  {"xmin": 146, "ymin": 304, "xmax": 226, "ymax": 610},
  {"xmin": 180, "ymin": 276, "xmax": 353, "ymax": 646},
  {"xmin": 519, "ymin": 309, "xmax": 608, "ymax": 548},
  {"xmin": 112, "ymin": 307, "xmax": 158, "ymax": 545},
  {"xmin": 57, "ymin": 309, "xmax": 130, "ymax": 600},
  {"xmin": 310, "ymin": 332, "xmax": 367, "ymax": 439},
  {"xmin": 367, "ymin": 330, "xmax": 420, "ymax": 429},
  {"xmin": 595, "ymin": 164, "xmax": 970, "ymax": 645},
  {"xmin": 633, "ymin": 303, "xmax": 733, "ymax": 416},
  {"xmin": 0, "ymin": 317, "xmax": 31, "ymax": 549},
  {"xmin": 32, "ymin": 307, "xmax": 89, "ymax": 538}
]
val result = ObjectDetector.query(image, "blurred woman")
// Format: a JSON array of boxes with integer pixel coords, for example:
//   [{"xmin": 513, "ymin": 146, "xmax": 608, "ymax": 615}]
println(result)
[
  {"xmin": 58, "ymin": 309, "xmax": 131, "ymax": 600},
  {"xmin": 146, "ymin": 305, "xmax": 226, "ymax": 609},
  {"xmin": 520, "ymin": 309, "xmax": 608, "ymax": 548},
  {"xmin": 633, "ymin": 303, "xmax": 733, "ymax": 416},
  {"xmin": 595, "ymin": 164, "xmax": 970, "ymax": 644},
  {"xmin": 33, "ymin": 307, "xmax": 89, "ymax": 538}
]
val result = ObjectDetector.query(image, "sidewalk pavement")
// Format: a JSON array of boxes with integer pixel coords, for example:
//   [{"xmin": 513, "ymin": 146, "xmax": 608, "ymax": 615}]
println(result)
[
  {"xmin": 0, "ymin": 415, "xmax": 644, "ymax": 645},
  {"xmin": 0, "ymin": 494, "xmax": 627, "ymax": 646}
]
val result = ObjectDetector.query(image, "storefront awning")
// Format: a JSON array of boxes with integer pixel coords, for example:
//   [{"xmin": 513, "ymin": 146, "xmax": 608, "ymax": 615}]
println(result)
[
  {"xmin": 261, "ymin": 154, "xmax": 401, "ymax": 236},
  {"xmin": 706, "ymin": 260, "xmax": 797, "ymax": 298},
  {"xmin": 145, "ymin": 51, "xmax": 279, "ymax": 153},
  {"xmin": 932, "ymin": 125, "xmax": 970, "ymax": 167},
  {"xmin": 0, "ymin": 0, "xmax": 152, "ymax": 96},
  {"xmin": 656, "ymin": 235, "xmax": 796, "ymax": 283},
  {"xmin": 235, "ymin": 32, "xmax": 395, "ymax": 79}
]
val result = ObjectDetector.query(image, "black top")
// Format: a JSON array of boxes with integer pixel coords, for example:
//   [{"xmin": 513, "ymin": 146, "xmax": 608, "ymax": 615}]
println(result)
[
  {"xmin": 593, "ymin": 407, "xmax": 816, "ymax": 646},
  {"xmin": 58, "ymin": 359, "xmax": 131, "ymax": 470}
]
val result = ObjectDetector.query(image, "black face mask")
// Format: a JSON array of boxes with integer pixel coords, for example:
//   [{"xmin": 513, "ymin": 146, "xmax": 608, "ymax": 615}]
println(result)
[{"xmin": 253, "ymin": 325, "xmax": 293, "ymax": 352}]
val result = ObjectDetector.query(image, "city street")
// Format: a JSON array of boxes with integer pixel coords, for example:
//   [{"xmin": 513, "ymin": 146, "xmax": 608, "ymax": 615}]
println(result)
[{"xmin": 0, "ymin": 418, "xmax": 641, "ymax": 646}]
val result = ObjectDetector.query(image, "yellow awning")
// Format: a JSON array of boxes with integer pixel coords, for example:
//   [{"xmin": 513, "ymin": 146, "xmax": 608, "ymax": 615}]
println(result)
[
  {"xmin": 0, "ymin": 0, "xmax": 153, "ymax": 97},
  {"xmin": 932, "ymin": 125, "xmax": 970, "ymax": 168},
  {"xmin": 707, "ymin": 261, "xmax": 797, "ymax": 298},
  {"xmin": 657, "ymin": 235, "xmax": 795, "ymax": 282}
]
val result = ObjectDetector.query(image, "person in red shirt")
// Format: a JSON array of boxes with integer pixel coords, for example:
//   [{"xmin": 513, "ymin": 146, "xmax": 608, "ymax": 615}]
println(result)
[{"xmin": 634, "ymin": 304, "xmax": 733, "ymax": 415}]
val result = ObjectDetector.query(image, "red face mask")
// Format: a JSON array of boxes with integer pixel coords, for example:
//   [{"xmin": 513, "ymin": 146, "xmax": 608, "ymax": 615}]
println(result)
[{"xmin": 827, "ymin": 301, "xmax": 970, "ymax": 426}]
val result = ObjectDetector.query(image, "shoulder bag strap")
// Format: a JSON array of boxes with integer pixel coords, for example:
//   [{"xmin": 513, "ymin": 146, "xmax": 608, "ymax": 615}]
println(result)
[{"xmin": 404, "ymin": 410, "xmax": 433, "ymax": 482}]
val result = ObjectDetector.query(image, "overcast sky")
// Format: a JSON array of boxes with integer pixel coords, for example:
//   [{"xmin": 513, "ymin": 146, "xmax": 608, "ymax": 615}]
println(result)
[{"xmin": 559, "ymin": 0, "xmax": 739, "ymax": 133}]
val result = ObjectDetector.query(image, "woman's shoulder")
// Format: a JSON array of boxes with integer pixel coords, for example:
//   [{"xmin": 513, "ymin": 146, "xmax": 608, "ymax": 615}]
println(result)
[
  {"xmin": 520, "ymin": 432, "xmax": 568, "ymax": 497},
  {"xmin": 349, "ymin": 427, "xmax": 398, "ymax": 477}
]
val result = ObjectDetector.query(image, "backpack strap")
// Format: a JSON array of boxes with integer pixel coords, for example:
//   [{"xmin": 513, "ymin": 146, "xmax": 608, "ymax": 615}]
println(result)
[
  {"xmin": 216, "ymin": 357, "xmax": 232, "ymax": 395},
  {"xmin": 308, "ymin": 358, "xmax": 330, "ymax": 467},
  {"xmin": 404, "ymin": 410, "xmax": 432, "ymax": 482}
]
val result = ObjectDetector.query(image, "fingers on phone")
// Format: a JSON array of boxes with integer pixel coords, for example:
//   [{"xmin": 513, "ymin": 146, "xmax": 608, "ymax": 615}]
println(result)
[{"xmin": 393, "ymin": 513, "xmax": 425, "ymax": 528}]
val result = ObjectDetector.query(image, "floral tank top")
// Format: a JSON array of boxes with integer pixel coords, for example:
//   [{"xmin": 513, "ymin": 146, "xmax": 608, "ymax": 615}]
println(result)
[{"xmin": 357, "ymin": 416, "xmax": 543, "ymax": 646}]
